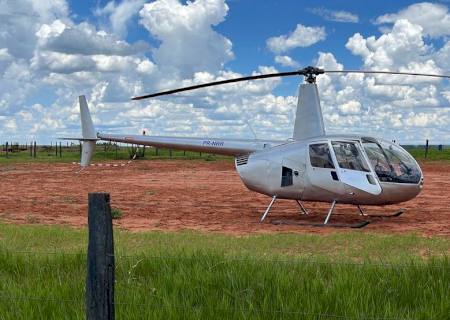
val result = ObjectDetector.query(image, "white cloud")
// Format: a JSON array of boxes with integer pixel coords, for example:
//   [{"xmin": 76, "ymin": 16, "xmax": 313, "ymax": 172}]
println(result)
[
  {"xmin": 0, "ymin": 48, "xmax": 11, "ymax": 60},
  {"xmin": 267, "ymin": 24, "xmax": 326, "ymax": 53},
  {"xmin": 1, "ymin": 0, "xmax": 450, "ymax": 145},
  {"xmin": 4, "ymin": 119, "xmax": 17, "ymax": 133},
  {"xmin": 315, "ymin": 15, "xmax": 450, "ymax": 143},
  {"xmin": 338, "ymin": 100, "xmax": 361, "ymax": 114},
  {"xmin": 274, "ymin": 55, "xmax": 299, "ymax": 68},
  {"xmin": 95, "ymin": 0, "xmax": 145, "ymax": 37},
  {"xmin": 345, "ymin": 19, "xmax": 443, "ymax": 86},
  {"xmin": 139, "ymin": 0, "xmax": 233, "ymax": 78},
  {"xmin": 35, "ymin": 20, "xmax": 148, "ymax": 56},
  {"xmin": 375, "ymin": 2, "xmax": 450, "ymax": 38},
  {"xmin": 310, "ymin": 7, "xmax": 359, "ymax": 23},
  {"xmin": 0, "ymin": 0, "xmax": 68, "ymax": 59},
  {"xmin": 316, "ymin": 51, "xmax": 343, "ymax": 70}
]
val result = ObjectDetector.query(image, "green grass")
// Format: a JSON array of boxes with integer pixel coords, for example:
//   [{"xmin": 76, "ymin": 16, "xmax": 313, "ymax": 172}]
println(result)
[
  {"xmin": 0, "ymin": 144, "xmax": 231, "ymax": 164},
  {"xmin": 111, "ymin": 207, "xmax": 124, "ymax": 219},
  {"xmin": 404, "ymin": 145, "xmax": 450, "ymax": 162},
  {"xmin": 1, "ymin": 144, "xmax": 449, "ymax": 165},
  {"xmin": 0, "ymin": 223, "xmax": 449, "ymax": 319}
]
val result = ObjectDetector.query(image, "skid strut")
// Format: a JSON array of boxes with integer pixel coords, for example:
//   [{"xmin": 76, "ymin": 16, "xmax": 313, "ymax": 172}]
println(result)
[
  {"xmin": 270, "ymin": 201, "xmax": 370, "ymax": 228},
  {"xmin": 324, "ymin": 200, "xmax": 336, "ymax": 224},
  {"xmin": 296, "ymin": 200, "xmax": 309, "ymax": 215},
  {"xmin": 357, "ymin": 205, "xmax": 365, "ymax": 216},
  {"xmin": 260, "ymin": 195, "xmax": 277, "ymax": 223}
]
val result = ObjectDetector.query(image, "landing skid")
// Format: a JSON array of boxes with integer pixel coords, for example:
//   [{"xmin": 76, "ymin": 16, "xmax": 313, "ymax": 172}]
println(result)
[
  {"xmin": 270, "ymin": 219, "xmax": 370, "ymax": 228},
  {"xmin": 358, "ymin": 206, "xmax": 405, "ymax": 218},
  {"xmin": 259, "ymin": 198, "xmax": 405, "ymax": 228}
]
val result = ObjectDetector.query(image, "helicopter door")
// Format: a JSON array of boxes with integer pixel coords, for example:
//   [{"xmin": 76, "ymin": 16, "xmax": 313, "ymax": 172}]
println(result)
[
  {"xmin": 307, "ymin": 142, "xmax": 344, "ymax": 194},
  {"xmin": 331, "ymin": 141, "xmax": 381, "ymax": 195},
  {"xmin": 280, "ymin": 157, "xmax": 305, "ymax": 198}
]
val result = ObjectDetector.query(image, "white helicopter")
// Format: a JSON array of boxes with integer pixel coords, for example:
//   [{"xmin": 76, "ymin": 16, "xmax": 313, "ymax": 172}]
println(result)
[{"xmin": 70, "ymin": 67, "xmax": 449, "ymax": 228}]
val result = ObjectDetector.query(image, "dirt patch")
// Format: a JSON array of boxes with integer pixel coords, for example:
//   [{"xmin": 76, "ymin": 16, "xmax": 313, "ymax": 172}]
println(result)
[{"xmin": 0, "ymin": 160, "xmax": 449, "ymax": 236}]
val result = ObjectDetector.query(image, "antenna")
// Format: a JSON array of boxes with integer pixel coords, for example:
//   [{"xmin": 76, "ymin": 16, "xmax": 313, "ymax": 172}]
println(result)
[{"xmin": 245, "ymin": 120, "xmax": 258, "ymax": 140}]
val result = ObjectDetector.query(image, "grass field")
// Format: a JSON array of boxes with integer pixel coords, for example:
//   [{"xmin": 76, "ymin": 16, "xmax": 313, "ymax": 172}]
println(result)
[
  {"xmin": 0, "ymin": 143, "xmax": 231, "ymax": 164},
  {"xmin": 1, "ymin": 144, "xmax": 449, "ymax": 319},
  {"xmin": 0, "ymin": 224, "xmax": 449, "ymax": 319},
  {"xmin": 404, "ymin": 145, "xmax": 450, "ymax": 162},
  {"xmin": 0, "ymin": 143, "xmax": 449, "ymax": 164}
]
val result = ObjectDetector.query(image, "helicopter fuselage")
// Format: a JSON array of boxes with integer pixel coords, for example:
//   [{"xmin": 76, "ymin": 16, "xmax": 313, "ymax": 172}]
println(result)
[{"xmin": 235, "ymin": 134, "xmax": 423, "ymax": 206}]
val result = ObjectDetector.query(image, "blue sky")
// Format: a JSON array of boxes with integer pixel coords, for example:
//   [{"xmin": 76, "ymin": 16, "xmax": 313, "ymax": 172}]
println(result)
[{"xmin": 1, "ymin": 0, "xmax": 450, "ymax": 144}]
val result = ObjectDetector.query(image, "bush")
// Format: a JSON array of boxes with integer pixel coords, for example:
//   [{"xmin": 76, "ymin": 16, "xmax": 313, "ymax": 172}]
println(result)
[{"xmin": 111, "ymin": 207, "xmax": 123, "ymax": 219}]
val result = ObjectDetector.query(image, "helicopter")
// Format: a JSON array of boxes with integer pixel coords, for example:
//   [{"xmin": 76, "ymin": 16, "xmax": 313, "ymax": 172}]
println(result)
[{"xmin": 69, "ymin": 66, "xmax": 449, "ymax": 228}]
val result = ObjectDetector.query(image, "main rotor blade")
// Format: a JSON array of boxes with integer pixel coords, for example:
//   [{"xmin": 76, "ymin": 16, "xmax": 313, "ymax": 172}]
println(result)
[
  {"xmin": 131, "ymin": 71, "xmax": 300, "ymax": 100},
  {"xmin": 131, "ymin": 66, "xmax": 450, "ymax": 101},
  {"xmin": 326, "ymin": 70, "xmax": 450, "ymax": 79}
]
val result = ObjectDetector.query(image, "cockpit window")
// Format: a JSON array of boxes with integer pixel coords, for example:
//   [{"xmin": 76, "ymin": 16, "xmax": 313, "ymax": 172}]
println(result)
[
  {"xmin": 362, "ymin": 139, "xmax": 421, "ymax": 184},
  {"xmin": 363, "ymin": 142, "xmax": 391, "ymax": 174},
  {"xmin": 331, "ymin": 141, "xmax": 370, "ymax": 172},
  {"xmin": 309, "ymin": 143, "xmax": 335, "ymax": 168}
]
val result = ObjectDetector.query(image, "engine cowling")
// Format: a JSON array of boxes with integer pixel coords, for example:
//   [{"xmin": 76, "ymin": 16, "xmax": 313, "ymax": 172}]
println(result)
[{"xmin": 235, "ymin": 154, "xmax": 276, "ymax": 196}]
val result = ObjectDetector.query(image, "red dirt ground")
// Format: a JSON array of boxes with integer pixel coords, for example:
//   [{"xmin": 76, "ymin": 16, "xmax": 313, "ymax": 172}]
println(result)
[{"xmin": 0, "ymin": 160, "xmax": 449, "ymax": 236}]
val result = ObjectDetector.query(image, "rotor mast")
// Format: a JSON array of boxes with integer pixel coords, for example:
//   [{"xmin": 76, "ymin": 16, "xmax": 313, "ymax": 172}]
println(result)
[{"xmin": 292, "ymin": 70, "xmax": 325, "ymax": 140}]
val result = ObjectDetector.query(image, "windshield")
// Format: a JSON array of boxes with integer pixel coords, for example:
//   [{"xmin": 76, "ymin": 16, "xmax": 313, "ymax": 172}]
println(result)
[
  {"xmin": 331, "ymin": 141, "xmax": 370, "ymax": 172},
  {"xmin": 362, "ymin": 139, "xmax": 421, "ymax": 184}
]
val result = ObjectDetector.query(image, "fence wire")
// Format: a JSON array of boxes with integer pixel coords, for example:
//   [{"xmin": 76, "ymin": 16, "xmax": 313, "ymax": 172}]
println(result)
[
  {"xmin": 0, "ymin": 249, "xmax": 447, "ymax": 320},
  {"xmin": 2, "ymin": 249, "xmax": 449, "ymax": 269}
]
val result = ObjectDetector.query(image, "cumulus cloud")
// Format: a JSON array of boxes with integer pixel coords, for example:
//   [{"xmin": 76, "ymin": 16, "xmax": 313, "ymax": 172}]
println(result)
[
  {"xmin": 267, "ymin": 24, "xmax": 326, "ymax": 53},
  {"xmin": 35, "ymin": 20, "xmax": 148, "ymax": 56},
  {"xmin": 309, "ymin": 7, "xmax": 359, "ymax": 23},
  {"xmin": 139, "ymin": 0, "xmax": 233, "ymax": 78},
  {"xmin": 0, "ymin": 0, "xmax": 293, "ymax": 143},
  {"xmin": 375, "ymin": 2, "xmax": 450, "ymax": 38},
  {"xmin": 316, "ymin": 15, "xmax": 450, "ymax": 143},
  {"xmin": 1, "ymin": 0, "xmax": 450, "ymax": 144},
  {"xmin": 94, "ymin": 0, "xmax": 145, "ymax": 37},
  {"xmin": 274, "ymin": 55, "xmax": 299, "ymax": 68}
]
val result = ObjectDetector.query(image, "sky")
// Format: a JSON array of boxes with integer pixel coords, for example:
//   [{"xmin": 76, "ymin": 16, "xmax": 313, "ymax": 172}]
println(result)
[{"xmin": 1, "ymin": 0, "xmax": 450, "ymax": 144}]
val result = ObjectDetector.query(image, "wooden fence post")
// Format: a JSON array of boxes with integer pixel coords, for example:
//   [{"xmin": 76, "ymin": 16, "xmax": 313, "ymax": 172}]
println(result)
[
  {"xmin": 86, "ymin": 193, "xmax": 115, "ymax": 320},
  {"xmin": 169, "ymin": 149, "xmax": 172, "ymax": 158},
  {"xmin": 33, "ymin": 141, "xmax": 37, "ymax": 158},
  {"xmin": 5, "ymin": 142, "xmax": 8, "ymax": 158},
  {"xmin": 425, "ymin": 139, "xmax": 429, "ymax": 159}
]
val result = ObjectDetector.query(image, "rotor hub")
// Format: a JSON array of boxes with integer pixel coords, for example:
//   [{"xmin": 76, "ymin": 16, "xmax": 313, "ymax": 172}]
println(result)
[{"xmin": 298, "ymin": 66, "xmax": 325, "ymax": 84}]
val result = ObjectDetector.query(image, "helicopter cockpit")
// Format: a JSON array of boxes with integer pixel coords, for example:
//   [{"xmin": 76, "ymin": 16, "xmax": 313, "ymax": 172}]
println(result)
[{"xmin": 361, "ymin": 138, "xmax": 421, "ymax": 184}]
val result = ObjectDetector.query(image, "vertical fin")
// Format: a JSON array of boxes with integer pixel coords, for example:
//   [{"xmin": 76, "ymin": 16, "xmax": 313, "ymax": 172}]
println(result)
[
  {"xmin": 292, "ymin": 83, "xmax": 325, "ymax": 140},
  {"xmin": 80, "ymin": 95, "xmax": 97, "ymax": 139},
  {"xmin": 79, "ymin": 95, "xmax": 97, "ymax": 167}
]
